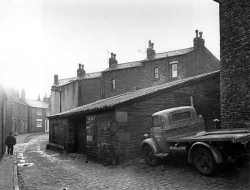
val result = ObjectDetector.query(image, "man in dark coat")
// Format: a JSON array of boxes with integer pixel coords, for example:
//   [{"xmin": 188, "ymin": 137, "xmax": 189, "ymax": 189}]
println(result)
[{"xmin": 5, "ymin": 132, "xmax": 16, "ymax": 155}]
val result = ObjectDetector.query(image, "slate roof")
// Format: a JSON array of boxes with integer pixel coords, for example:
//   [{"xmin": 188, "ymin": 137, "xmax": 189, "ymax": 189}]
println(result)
[
  {"xmin": 5, "ymin": 91, "xmax": 27, "ymax": 106},
  {"xmin": 25, "ymin": 99, "xmax": 49, "ymax": 109},
  {"xmin": 144, "ymin": 47, "xmax": 195, "ymax": 61},
  {"xmin": 55, "ymin": 72, "xmax": 102, "ymax": 87},
  {"xmin": 51, "ymin": 70, "xmax": 220, "ymax": 118},
  {"xmin": 104, "ymin": 47, "xmax": 195, "ymax": 72},
  {"xmin": 104, "ymin": 61, "xmax": 143, "ymax": 72}
]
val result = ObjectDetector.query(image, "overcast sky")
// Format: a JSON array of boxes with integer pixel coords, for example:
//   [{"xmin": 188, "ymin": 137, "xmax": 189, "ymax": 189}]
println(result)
[{"xmin": 0, "ymin": 0, "xmax": 220, "ymax": 100}]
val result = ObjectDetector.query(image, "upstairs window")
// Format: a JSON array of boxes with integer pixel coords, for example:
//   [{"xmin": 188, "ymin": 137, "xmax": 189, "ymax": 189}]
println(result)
[
  {"xmin": 111, "ymin": 78, "xmax": 116, "ymax": 89},
  {"xmin": 170, "ymin": 61, "xmax": 178, "ymax": 78},
  {"xmin": 36, "ymin": 119, "xmax": 42, "ymax": 127},
  {"xmin": 37, "ymin": 108, "xmax": 42, "ymax": 116},
  {"xmin": 154, "ymin": 67, "xmax": 159, "ymax": 79}
]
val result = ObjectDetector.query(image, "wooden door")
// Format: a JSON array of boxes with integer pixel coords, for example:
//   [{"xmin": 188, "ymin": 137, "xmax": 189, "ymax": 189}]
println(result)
[{"xmin": 75, "ymin": 122, "xmax": 87, "ymax": 154}]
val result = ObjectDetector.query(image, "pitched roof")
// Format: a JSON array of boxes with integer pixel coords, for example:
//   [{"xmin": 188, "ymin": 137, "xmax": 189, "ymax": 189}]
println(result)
[
  {"xmin": 12, "ymin": 97, "xmax": 28, "ymax": 106},
  {"xmin": 25, "ymin": 99, "xmax": 49, "ymax": 109},
  {"xmin": 144, "ymin": 47, "xmax": 195, "ymax": 61},
  {"xmin": 5, "ymin": 90, "xmax": 27, "ymax": 106},
  {"xmin": 55, "ymin": 72, "xmax": 102, "ymax": 87},
  {"xmin": 51, "ymin": 70, "xmax": 219, "ymax": 118},
  {"xmin": 104, "ymin": 61, "xmax": 143, "ymax": 72},
  {"xmin": 104, "ymin": 47, "xmax": 195, "ymax": 72}
]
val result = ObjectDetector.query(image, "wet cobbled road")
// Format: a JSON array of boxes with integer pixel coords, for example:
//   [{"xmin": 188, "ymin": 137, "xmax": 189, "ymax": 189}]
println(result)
[{"xmin": 16, "ymin": 133, "xmax": 250, "ymax": 190}]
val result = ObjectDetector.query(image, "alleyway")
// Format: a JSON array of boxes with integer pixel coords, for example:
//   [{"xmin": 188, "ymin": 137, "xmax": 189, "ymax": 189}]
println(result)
[{"xmin": 16, "ymin": 133, "xmax": 250, "ymax": 190}]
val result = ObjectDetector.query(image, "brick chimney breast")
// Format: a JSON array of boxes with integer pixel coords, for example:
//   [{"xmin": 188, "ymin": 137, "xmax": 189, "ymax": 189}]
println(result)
[
  {"xmin": 193, "ymin": 30, "xmax": 205, "ymax": 49},
  {"xmin": 54, "ymin": 74, "xmax": 59, "ymax": 85},
  {"xmin": 147, "ymin": 40, "xmax": 156, "ymax": 59},
  {"xmin": 109, "ymin": 52, "xmax": 118, "ymax": 67}
]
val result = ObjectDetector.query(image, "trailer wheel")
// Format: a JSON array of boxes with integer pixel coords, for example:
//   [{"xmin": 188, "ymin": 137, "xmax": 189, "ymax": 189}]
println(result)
[
  {"xmin": 143, "ymin": 145, "xmax": 159, "ymax": 166},
  {"xmin": 193, "ymin": 147, "xmax": 217, "ymax": 176}
]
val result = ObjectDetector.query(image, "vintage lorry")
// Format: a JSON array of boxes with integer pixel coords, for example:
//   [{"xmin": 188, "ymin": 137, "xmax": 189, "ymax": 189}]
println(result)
[{"xmin": 142, "ymin": 106, "xmax": 250, "ymax": 176}]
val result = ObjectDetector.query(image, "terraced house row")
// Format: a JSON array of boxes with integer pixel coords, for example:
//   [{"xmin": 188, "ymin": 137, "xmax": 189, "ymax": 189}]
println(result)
[{"xmin": 49, "ymin": 30, "xmax": 221, "ymax": 164}]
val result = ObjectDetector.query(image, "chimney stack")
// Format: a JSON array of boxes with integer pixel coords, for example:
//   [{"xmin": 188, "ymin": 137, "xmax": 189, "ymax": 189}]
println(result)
[
  {"xmin": 54, "ymin": 74, "xmax": 59, "ymax": 85},
  {"xmin": 77, "ymin": 63, "xmax": 86, "ymax": 77},
  {"xmin": 193, "ymin": 30, "xmax": 205, "ymax": 49},
  {"xmin": 146, "ymin": 40, "xmax": 156, "ymax": 59},
  {"xmin": 21, "ymin": 89, "xmax": 25, "ymax": 101},
  {"xmin": 37, "ymin": 94, "xmax": 41, "ymax": 101},
  {"xmin": 109, "ymin": 52, "xmax": 118, "ymax": 67}
]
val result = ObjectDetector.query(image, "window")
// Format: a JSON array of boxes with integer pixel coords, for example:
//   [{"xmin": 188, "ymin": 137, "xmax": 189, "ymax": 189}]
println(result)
[
  {"xmin": 152, "ymin": 116, "xmax": 162, "ymax": 128},
  {"xmin": 37, "ymin": 108, "xmax": 42, "ymax": 116},
  {"xmin": 170, "ymin": 61, "xmax": 178, "ymax": 78},
  {"xmin": 36, "ymin": 119, "xmax": 42, "ymax": 127},
  {"xmin": 172, "ymin": 111, "xmax": 191, "ymax": 122},
  {"xmin": 111, "ymin": 78, "xmax": 116, "ymax": 89},
  {"xmin": 154, "ymin": 67, "xmax": 159, "ymax": 79}
]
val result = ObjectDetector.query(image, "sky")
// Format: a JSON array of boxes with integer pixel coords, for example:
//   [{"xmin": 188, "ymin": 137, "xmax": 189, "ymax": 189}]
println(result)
[{"xmin": 0, "ymin": 0, "xmax": 220, "ymax": 100}]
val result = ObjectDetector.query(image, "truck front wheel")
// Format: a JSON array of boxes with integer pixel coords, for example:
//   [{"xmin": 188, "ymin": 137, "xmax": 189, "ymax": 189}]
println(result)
[
  {"xmin": 193, "ymin": 147, "xmax": 217, "ymax": 176},
  {"xmin": 143, "ymin": 145, "xmax": 159, "ymax": 166}
]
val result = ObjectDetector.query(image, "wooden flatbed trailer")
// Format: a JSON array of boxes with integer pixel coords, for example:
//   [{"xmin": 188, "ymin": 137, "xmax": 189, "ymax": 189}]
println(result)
[{"xmin": 142, "ymin": 107, "xmax": 250, "ymax": 176}]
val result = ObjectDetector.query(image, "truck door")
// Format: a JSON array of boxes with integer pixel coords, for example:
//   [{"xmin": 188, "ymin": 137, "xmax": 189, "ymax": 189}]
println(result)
[{"xmin": 152, "ymin": 116, "xmax": 169, "ymax": 152}]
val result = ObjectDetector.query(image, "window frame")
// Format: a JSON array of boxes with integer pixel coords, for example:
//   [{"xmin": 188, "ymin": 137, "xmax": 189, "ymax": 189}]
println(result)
[
  {"xmin": 111, "ymin": 78, "xmax": 116, "ymax": 90},
  {"xmin": 154, "ymin": 67, "xmax": 159, "ymax": 79},
  {"xmin": 170, "ymin": 61, "xmax": 178, "ymax": 78},
  {"xmin": 36, "ymin": 119, "xmax": 43, "ymax": 127},
  {"xmin": 37, "ymin": 108, "xmax": 42, "ymax": 116}
]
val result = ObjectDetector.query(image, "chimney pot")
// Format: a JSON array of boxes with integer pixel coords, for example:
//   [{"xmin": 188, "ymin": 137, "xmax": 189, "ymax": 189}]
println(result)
[
  {"xmin": 195, "ymin": 30, "xmax": 199, "ymax": 38},
  {"xmin": 54, "ymin": 74, "xmax": 59, "ymax": 85},
  {"xmin": 199, "ymin": 31, "xmax": 203, "ymax": 38}
]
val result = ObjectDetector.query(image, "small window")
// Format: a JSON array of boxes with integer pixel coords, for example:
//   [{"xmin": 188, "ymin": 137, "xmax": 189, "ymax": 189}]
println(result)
[
  {"xmin": 37, "ymin": 108, "xmax": 42, "ymax": 116},
  {"xmin": 36, "ymin": 119, "xmax": 42, "ymax": 127},
  {"xmin": 171, "ymin": 62, "xmax": 178, "ymax": 78},
  {"xmin": 152, "ymin": 116, "xmax": 162, "ymax": 128},
  {"xmin": 172, "ymin": 111, "xmax": 191, "ymax": 122},
  {"xmin": 154, "ymin": 67, "xmax": 159, "ymax": 79},
  {"xmin": 111, "ymin": 78, "xmax": 116, "ymax": 89}
]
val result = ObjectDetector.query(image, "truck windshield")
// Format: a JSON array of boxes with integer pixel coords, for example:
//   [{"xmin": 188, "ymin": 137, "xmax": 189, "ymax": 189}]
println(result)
[{"xmin": 152, "ymin": 116, "xmax": 162, "ymax": 127}]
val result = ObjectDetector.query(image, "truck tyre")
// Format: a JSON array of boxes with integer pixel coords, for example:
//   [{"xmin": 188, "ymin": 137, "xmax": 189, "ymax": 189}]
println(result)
[
  {"xmin": 143, "ymin": 145, "xmax": 159, "ymax": 166},
  {"xmin": 193, "ymin": 147, "xmax": 217, "ymax": 176}
]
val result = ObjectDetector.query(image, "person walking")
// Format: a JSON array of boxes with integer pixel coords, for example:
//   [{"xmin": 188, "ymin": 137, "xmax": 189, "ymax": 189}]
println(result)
[{"xmin": 5, "ymin": 132, "xmax": 16, "ymax": 155}]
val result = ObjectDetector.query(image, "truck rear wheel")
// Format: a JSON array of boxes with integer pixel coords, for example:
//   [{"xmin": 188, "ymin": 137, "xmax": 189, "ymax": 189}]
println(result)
[
  {"xmin": 193, "ymin": 147, "xmax": 217, "ymax": 176},
  {"xmin": 143, "ymin": 145, "xmax": 159, "ymax": 166}
]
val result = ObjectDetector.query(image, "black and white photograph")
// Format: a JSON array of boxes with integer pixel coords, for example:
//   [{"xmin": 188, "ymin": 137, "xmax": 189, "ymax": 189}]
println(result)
[{"xmin": 0, "ymin": 0, "xmax": 249, "ymax": 189}]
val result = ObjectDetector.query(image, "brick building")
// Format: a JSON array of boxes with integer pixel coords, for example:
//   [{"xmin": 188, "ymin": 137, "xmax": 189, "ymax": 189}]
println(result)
[
  {"xmin": 214, "ymin": 0, "xmax": 250, "ymax": 128},
  {"xmin": 49, "ymin": 71, "xmax": 220, "ymax": 164},
  {"xmin": 51, "ymin": 30, "xmax": 220, "ymax": 115},
  {"xmin": 25, "ymin": 95, "xmax": 50, "ymax": 133},
  {"xmin": 5, "ymin": 89, "xmax": 29, "ymax": 135},
  {"xmin": 0, "ymin": 86, "xmax": 7, "ymax": 158}
]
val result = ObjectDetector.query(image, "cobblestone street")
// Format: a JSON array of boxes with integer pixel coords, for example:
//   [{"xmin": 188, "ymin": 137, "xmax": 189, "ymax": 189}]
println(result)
[{"xmin": 16, "ymin": 133, "xmax": 250, "ymax": 190}]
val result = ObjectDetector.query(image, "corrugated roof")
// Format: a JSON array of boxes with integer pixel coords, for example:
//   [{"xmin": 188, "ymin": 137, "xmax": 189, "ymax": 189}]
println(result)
[
  {"xmin": 25, "ymin": 99, "xmax": 49, "ymax": 109},
  {"xmin": 51, "ymin": 70, "xmax": 219, "ymax": 118}
]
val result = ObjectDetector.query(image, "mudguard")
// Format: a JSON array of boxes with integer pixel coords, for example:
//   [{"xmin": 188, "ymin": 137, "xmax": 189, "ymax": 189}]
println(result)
[
  {"xmin": 142, "ymin": 137, "xmax": 160, "ymax": 154},
  {"xmin": 188, "ymin": 142, "xmax": 223, "ymax": 164}
]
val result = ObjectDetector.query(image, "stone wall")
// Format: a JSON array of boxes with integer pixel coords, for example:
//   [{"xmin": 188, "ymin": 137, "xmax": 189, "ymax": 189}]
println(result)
[{"xmin": 216, "ymin": 0, "xmax": 250, "ymax": 128}]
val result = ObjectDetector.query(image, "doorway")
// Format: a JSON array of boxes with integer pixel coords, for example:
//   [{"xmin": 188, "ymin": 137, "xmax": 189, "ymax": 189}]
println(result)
[{"xmin": 75, "ymin": 119, "xmax": 87, "ymax": 154}]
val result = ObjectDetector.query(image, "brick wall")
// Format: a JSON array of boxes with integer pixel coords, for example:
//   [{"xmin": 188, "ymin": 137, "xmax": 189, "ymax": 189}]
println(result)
[
  {"xmin": 30, "ymin": 107, "xmax": 47, "ymax": 133},
  {"xmin": 113, "ymin": 74, "xmax": 220, "ymax": 164},
  {"xmin": 102, "ymin": 49, "xmax": 219, "ymax": 100},
  {"xmin": 217, "ymin": 0, "xmax": 250, "ymax": 128},
  {"xmin": 78, "ymin": 78, "xmax": 102, "ymax": 106}
]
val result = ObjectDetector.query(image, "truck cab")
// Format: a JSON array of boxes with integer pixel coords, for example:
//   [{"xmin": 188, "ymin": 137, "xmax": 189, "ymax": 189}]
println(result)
[{"xmin": 142, "ymin": 106, "xmax": 205, "ymax": 165}]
